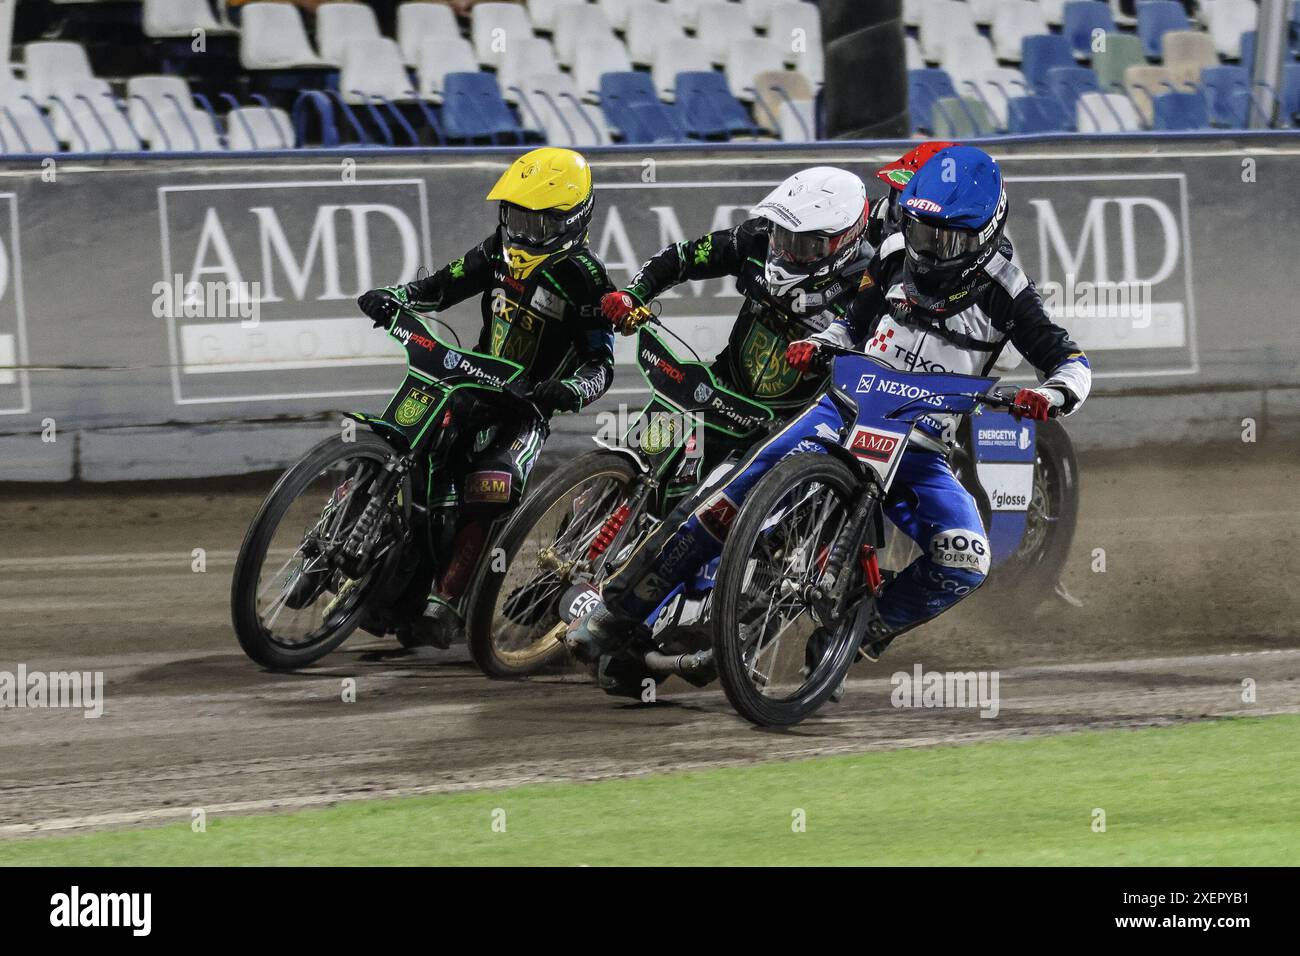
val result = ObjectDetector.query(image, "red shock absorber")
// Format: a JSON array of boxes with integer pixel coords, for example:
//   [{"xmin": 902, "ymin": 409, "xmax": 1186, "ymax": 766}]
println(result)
[
  {"xmin": 859, "ymin": 544, "xmax": 883, "ymax": 594},
  {"xmin": 587, "ymin": 503, "xmax": 631, "ymax": 562}
]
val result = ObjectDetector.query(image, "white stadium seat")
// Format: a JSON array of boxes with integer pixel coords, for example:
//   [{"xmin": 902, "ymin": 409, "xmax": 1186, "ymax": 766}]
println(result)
[
  {"xmin": 472, "ymin": 2, "xmax": 533, "ymax": 67},
  {"xmin": 239, "ymin": 3, "xmax": 325, "ymax": 69},
  {"xmin": 942, "ymin": 34, "xmax": 999, "ymax": 89},
  {"xmin": 0, "ymin": 81, "xmax": 59, "ymax": 154},
  {"xmin": 1075, "ymin": 90, "xmax": 1141, "ymax": 131},
  {"xmin": 51, "ymin": 79, "xmax": 140, "ymax": 152},
  {"xmin": 573, "ymin": 42, "xmax": 634, "ymax": 98},
  {"xmin": 1208, "ymin": 0, "xmax": 1258, "ymax": 59},
  {"xmin": 397, "ymin": 2, "xmax": 457, "ymax": 66},
  {"xmin": 697, "ymin": 3, "xmax": 747, "ymax": 64},
  {"xmin": 627, "ymin": 4, "xmax": 685, "ymax": 65},
  {"xmin": 725, "ymin": 37, "xmax": 790, "ymax": 100},
  {"xmin": 652, "ymin": 36, "xmax": 714, "ymax": 99},
  {"xmin": 669, "ymin": 0, "xmax": 707, "ymax": 29},
  {"xmin": 920, "ymin": 1, "xmax": 978, "ymax": 63},
  {"xmin": 520, "ymin": 73, "xmax": 613, "ymax": 145},
  {"xmin": 777, "ymin": 98, "xmax": 815, "ymax": 141},
  {"xmin": 226, "ymin": 106, "xmax": 294, "ymax": 150},
  {"xmin": 905, "ymin": 34, "xmax": 924, "ymax": 70},
  {"xmin": 417, "ymin": 36, "xmax": 480, "ymax": 98},
  {"xmin": 961, "ymin": 66, "xmax": 1030, "ymax": 129},
  {"xmin": 904, "ymin": 0, "xmax": 924, "ymax": 28},
  {"xmin": 149, "ymin": 109, "xmax": 222, "ymax": 152},
  {"xmin": 529, "ymin": 0, "xmax": 588, "ymax": 32},
  {"xmin": 553, "ymin": 6, "xmax": 617, "ymax": 68},
  {"xmin": 23, "ymin": 41, "xmax": 96, "ymax": 104},
  {"xmin": 1039, "ymin": 0, "xmax": 1067, "ymax": 27},
  {"xmin": 498, "ymin": 36, "xmax": 561, "ymax": 101},
  {"xmin": 0, "ymin": 0, "xmax": 13, "ymax": 75},
  {"xmin": 315, "ymin": 2, "xmax": 383, "ymax": 67},
  {"xmin": 743, "ymin": 0, "xmax": 782, "ymax": 30},
  {"xmin": 126, "ymin": 75, "xmax": 198, "ymax": 141},
  {"xmin": 769, "ymin": 1, "xmax": 822, "ymax": 83},
  {"xmin": 992, "ymin": 0, "xmax": 1051, "ymax": 62},
  {"xmin": 143, "ymin": 0, "xmax": 233, "ymax": 39},
  {"xmin": 597, "ymin": 0, "xmax": 651, "ymax": 31},
  {"xmin": 968, "ymin": 0, "xmax": 1000, "ymax": 26},
  {"xmin": 341, "ymin": 37, "xmax": 416, "ymax": 104}
]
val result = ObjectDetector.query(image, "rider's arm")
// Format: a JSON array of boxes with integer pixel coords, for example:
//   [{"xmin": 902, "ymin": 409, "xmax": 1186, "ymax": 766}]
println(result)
[
  {"xmin": 401, "ymin": 237, "xmax": 496, "ymax": 312},
  {"xmin": 984, "ymin": 256, "xmax": 1092, "ymax": 415},
  {"xmin": 623, "ymin": 218, "xmax": 764, "ymax": 303},
  {"xmin": 552, "ymin": 252, "xmax": 617, "ymax": 410},
  {"xmin": 810, "ymin": 250, "xmax": 891, "ymax": 349}
]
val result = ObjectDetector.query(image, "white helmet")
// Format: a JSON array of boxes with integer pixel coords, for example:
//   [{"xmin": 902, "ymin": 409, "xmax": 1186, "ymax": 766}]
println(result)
[{"xmin": 753, "ymin": 167, "xmax": 868, "ymax": 297}]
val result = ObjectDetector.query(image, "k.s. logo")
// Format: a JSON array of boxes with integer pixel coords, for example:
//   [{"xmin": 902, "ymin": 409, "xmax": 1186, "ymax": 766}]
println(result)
[{"xmin": 394, "ymin": 387, "xmax": 433, "ymax": 427}]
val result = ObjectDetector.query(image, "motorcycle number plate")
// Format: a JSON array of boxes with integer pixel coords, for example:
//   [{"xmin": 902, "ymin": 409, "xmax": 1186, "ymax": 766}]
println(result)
[{"xmin": 844, "ymin": 424, "xmax": 909, "ymax": 490}]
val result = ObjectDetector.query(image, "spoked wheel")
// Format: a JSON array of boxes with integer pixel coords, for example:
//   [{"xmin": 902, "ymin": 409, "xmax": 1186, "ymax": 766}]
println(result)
[
  {"xmin": 231, "ymin": 433, "xmax": 409, "ymax": 670},
  {"xmin": 467, "ymin": 450, "xmax": 641, "ymax": 678},
  {"xmin": 714, "ymin": 454, "xmax": 870, "ymax": 727}
]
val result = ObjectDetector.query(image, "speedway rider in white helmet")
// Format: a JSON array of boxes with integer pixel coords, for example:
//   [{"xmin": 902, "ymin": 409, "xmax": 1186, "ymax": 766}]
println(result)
[{"xmin": 570, "ymin": 167, "xmax": 872, "ymax": 689}]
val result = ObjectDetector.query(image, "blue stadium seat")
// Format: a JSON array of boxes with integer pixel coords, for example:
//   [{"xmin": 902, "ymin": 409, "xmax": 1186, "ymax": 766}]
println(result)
[
  {"xmin": 441, "ymin": 73, "xmax": 524, "ymax": 142},
  {"xmin": 1200, "ymin": 65, "xmax": 1250, "ymax": 126},
  {"xmin": 1151, "ymin": 90, "xmax": 1209, "ymax": 130},
  {"xmin": 1281, "ymin": 62, "xmax": 1300, "ymax": 127},
  {"xmin": 1021, "ymin": 34, "xmax": 1075, "ymax": 94},
  {"xmin": 598, "ymin": 72, "xmax": 686, "ymax": 143},
  {"xmin": 1137, "ymin": 1, "xmax": 1191, "ymax": 59},
  {"xmin": 1045, "ymin": 65, "xmax": 1101, "ymax": 119},
  {"xmin": 908, "ymin": 68, "xmax": 958, "ymax": 133},
  {"xmin": 1062, "ymin": 1, "xmax": 1117, "ymax": 58},
  {"xmin": 1241, "ymin": 30, "xmax": 1256, "ymax": 74},
  {"xmin": 674, "ymin": 71, "xmax": 761, "ymax": 140},
  {"xmin": 1006, "ymin": 94, "xmax": 1072, "ymax": 133}
]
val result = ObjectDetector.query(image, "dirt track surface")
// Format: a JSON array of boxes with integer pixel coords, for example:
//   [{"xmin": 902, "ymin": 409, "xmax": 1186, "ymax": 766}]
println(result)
[{"xmin": 0, "ymin": 441, "xmax": 1297, "ymax": 835}]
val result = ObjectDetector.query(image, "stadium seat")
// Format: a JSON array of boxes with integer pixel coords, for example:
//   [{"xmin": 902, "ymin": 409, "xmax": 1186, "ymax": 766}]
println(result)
[
  {"xmin": 1062, "ymin": 1, "xmax": 1117, "ymax": 58},
  {"xmin": 315, "ymin": 2, "xmax": 382, "ymax": 67},
  {"xmin": 1151, "ymin": 89, "xmax": 1209, "ymax": 129},
  {"xmin": 498, "ymin": 36, "xmax": 561, "ymax": 102},
  {"xmin": 742, "ymin": 0, "xmax": 782, "ymax": 29},
  {"xmin": 397, "ymin": 3, "xmax": 458, "ymax": 66},
  {"xmin": 240, "ymin": 3, "xmax": 326, "ymax": 69},
  {"xmin": 777, "ymin": 98, "xmax": 815, "ymax": 141},
  {"xmin": 51, "ymin": 78, "xmax": 140, "ymax": 152},
  {"xmin": 126, "ymin": 75, "xmax": 200, "ymax": 142},
  {"xmin": 1021, "ymin": 34, "xmax": 1076, "ymax": 93},
  {"xmin": 149, "ymin": 109, "xmax": 221, "ymax": 151},
  {"xmin": 441, "ymin": 72, "xmax": 525, "ymax": 142},
  {"xmin": 697, "ymin": 3, "xmax": 742, "ymax": 64},
  {"xmin": 725, "ymin": 38, "xmax": 790, "ymax": 100},
  {"xmin": 1208, "ymin": 0, "xmax": 1257, "ymax": 59},
  {"xmin": 1092, "ymin": 31, "xmax": 1146, "ymax": 90},
  {"xmin": 920, "ymin": 1, "xmax": 979, "ymax": 63},
  {"xmin": 1075, "ymin": 89, "xmax": 1143, "ymax": 129},
  {"xmin": 968, "ymin": 0, "xmax": 1000, "ymax": 26},
  {"xmin": 750, "ymin": 68, "xmax": 814, "ymax": 130},
  {"xmin": 1040, "ymin": 0, "xmax": 1068, "ymax": 26},
  {"xmin": 1136, "ymin": 0, "xmax": 1190, "ymax": 58},
  {"xmin": 769, "ymin": 1, "xmax": 822, "ymax": 72},
  {"xmin": 529, "ymin": 0, "xmax": 588, "ymax": 32},
  {"xmin": 904, "ymin": 0, "xmax": 924, "ymax": 29},
  {"xmin": 942, "ymin": 34, "xmax": 999, "ymax": 90},
  {"xmin": 1162, "ymin": 31, "xmax": 1219, "ymax": 89},
  {"xmin": 905, "ymin": 35, "xmax": 924, "ymax": 70},
  {"xmin": 472, "ymin": 2, "xmax": 532, "ymax": 67},
  {"xmin": 0, "ymin": 82, "xmax": 61, "ymax": 154},
  {"xmin": 1281, "ymin": 62, "xmax": 1300, "ymax": 127},
  {"xmin": 416, "ymin": 36, "xmax": 479, "ymax": 99},
  {"xmin": 992, "ymin": 0, "xmax": 1051, "ymax": 62},
  {"xmin": 598, "ymin": 0, "xmax": 651, "ymax": 30},
  {"xmin": 520, "ymin": 73, "xmax": 612, "ymax": 145},
  {"xmin": 1200, "ymin": 64, "xmax": 1250, "ymax": 126},
  {"xmin": 142, "ymin": 0, "xmax": 233, "ymax": 38},
  {"xmin": 573, "ymin": 40, "xmax": 634, "ymax": 98},
  {"xmin": 1044, "ymin": 65, "xmax": 1101, "ymax": 117},
  {"xmin": 23, "ymin": 41, "xmax": 97, "ymax": 105},
  {"xmin": 909, "ymin": 67, "xmax": 959, "ymax": 132},
  {"xmin": 1124, "ymin": 64, "xmax": 1183, "ymax": 125},
  {"xmin": 931, "ymin": 95, "xmax": 996, "ymax": 137},
  {"xmin": 652, "ymin": 37, "xmax": 714, "ymax": 99},
  {"xmin": 626, "ymin": 4, "xmax": 685, "ymax": 65},
  {"xmin": 226, "ymin": 106, "xmax": 294, "ymax": 150},
  {"xmin": 599, "ymin": 71, "xmax": 687, "ymax": 142},
  {"xmin": 676, "ymin": 70, "xmax": 763, "ymax": 139},
  {"xmin": 1239, "ymin": 29, "xmax": 1255, "ymax": 73},
  {"xmin": 1108, "ymin": 0, "xmax": 1137, "ymax": 28},
  {"xmin": 553, "ymin": 6, "xmax": 618, "ymax": 68},
  {"xmin": 668, "ymin": 0, "xmax": 707, "ymax": 28},
  {"xmin": 961, "ymin": 67, "xmax": 1030, "ymax": 129},
  {"xmin": 341, "ymin": 37, "xmax": 416, "ymax": 105},
  {"xmin": 1006, "ymin": 93, "xmax": 1072, "ymax": 132}
]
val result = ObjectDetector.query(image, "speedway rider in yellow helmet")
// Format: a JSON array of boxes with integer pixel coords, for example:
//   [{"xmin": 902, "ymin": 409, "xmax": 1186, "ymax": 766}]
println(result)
[{"xmin": 357, "ymin": 147, "xmax": 615, "ymax": 646}]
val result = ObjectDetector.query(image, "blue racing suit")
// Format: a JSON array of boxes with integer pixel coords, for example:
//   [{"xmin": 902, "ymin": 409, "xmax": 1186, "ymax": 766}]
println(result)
[{"xmin": 602, "ymin": 233, "xmax": 1091, "ymax": 638}]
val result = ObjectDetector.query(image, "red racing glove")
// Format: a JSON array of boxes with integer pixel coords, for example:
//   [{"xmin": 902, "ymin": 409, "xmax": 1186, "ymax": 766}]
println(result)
[
  {"xmin": 1011, "ymin": 388, "xmax": 1058, "ymax": 421},
  {"xmin": 601, "ymin": 291, "xmax": 644, "ymax": 334},
  {"xmin": 786, "ymin": 339, "xmax": 821, "ymax": 373}
]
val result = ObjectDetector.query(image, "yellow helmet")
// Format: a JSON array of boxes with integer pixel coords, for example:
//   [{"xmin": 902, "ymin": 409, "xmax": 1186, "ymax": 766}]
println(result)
[{"xmin": 487, "ymin": 148, "xmax": 595, "ymax": 278}]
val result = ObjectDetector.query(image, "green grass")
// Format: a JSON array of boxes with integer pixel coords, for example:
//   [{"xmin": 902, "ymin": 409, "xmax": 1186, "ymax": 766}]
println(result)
[{"xmin": 5, "ymin": 716, "xmax": 1298, "ymax": 866}]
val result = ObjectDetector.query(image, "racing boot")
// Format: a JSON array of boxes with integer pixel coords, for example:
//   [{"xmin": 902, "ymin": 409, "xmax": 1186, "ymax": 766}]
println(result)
[
  {"xmin": 559, "ymin": 584, "xmax": 642, "ymax": 664},
  {"xmin": 857, "ymin": 602, "xmax": 897, "ymax": 663},
  {"xmin": 397, "ymin": 595, "xmax": 463, "ymax": 649}
]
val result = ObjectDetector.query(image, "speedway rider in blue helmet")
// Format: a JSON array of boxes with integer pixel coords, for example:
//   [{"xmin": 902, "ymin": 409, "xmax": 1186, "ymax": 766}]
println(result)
[{"xmin": 568, "ymin": 145, "xmax": 1091, "ymax": 669}]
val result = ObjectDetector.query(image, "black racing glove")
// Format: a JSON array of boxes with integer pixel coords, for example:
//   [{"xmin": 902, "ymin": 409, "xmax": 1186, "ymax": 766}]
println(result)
[
  {"xmin": 357, "ymin": 287, "xmax": 404, "ymax": 328},
  {"xmin": 530, "ymin": 379, "xmax": 582, "ymax": 415}
]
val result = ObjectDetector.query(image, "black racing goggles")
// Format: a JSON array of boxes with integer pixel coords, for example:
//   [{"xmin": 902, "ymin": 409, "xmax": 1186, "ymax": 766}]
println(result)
[
  {"xmin": 499, "ymin": 203, "xmax": 568, "ymax": 245},
  {"xmin": 902, "ymin": 216, "xmax": 984, "ymax": 262},
  {"xmin": 769, "ymin": 224, "xmax": 837, "ymax": 265}
]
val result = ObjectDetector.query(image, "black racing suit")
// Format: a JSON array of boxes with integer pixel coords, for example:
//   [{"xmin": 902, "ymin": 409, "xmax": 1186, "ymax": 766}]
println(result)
[
  {"xmin": 392, "ymin": 233, "xmax": 616, "ymax": 606},
  {"xmin": 601, "ymin": 216, "xmax": 873, "ymax": 615}
]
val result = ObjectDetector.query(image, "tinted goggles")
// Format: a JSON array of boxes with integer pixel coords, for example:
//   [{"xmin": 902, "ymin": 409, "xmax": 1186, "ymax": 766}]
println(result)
[
  {"xmin": 903, "ymin": 217, "xmax": 984, "ymax": 262},
  {"xmin": 499, "ymin": 203, "xmax": 567, "ymax": 245}
]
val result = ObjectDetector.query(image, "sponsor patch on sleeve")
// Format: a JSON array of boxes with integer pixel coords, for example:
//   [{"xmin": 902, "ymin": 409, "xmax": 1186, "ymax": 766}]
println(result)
[{"xmin": 464, "ymin": 470, "xmax": 512, "ymax": 504}]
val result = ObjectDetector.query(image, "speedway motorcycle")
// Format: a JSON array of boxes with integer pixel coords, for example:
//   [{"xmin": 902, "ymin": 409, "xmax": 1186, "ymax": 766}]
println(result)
[
  {"xmin": 230, "ymin": 305, "xmax": 540, "ymax": 670},
  {"xmin": 710, "ymin": 344, "xmax": 1069, "ymax": 727}
]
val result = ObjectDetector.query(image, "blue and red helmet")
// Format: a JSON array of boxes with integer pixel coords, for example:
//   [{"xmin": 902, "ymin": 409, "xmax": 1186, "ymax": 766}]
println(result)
[{"xmin": 897, "ymin": 145, "xmax": 1009, "ymax": 315}]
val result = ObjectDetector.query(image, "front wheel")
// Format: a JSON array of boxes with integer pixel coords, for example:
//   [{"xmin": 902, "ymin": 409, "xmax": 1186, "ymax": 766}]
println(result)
[
  {"xmin": 466, "ymin": 450, "xmax": 642, "ymax": 678},
  {"xmin": 231, "ymin": 432, "xmax": 409, "ymax": 670},
  {"xmin": 713, "ymin": 453, "xmax": 869, "ymax": 727}
]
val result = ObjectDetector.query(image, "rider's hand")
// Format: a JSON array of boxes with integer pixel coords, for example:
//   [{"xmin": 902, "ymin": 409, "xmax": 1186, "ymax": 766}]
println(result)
[
  {"xmin": 601, "ymin": 291, "xmax": 644, "ymax": 335},
  {"xmin": 530, "ymin": 379, "xmax": 582, "ymax": 415},
  {"xmin": 786, "ymin": 339, "xmax": 822, "ymax": 373},
  {"xmin": 358, "ymin": 288, "xmax": 401, "ymax": 329},
  {"xmin": 1011, "ymin": 387, "xmax": 1062, "ymax": 421}
]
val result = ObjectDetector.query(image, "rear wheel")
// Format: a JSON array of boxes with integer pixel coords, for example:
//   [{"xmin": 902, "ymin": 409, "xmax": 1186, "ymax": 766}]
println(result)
[
  {"xmin": 231, "ymin": 433, "xmax": 409, "ymax": 670},
  {"xmin": 466, "ymin": 451, "xmax": 641, "ymax": 678},
  {"xmin": 713, "ymin": 454, "xmax": 869, "ymax": 727}
]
